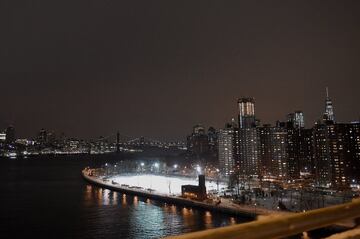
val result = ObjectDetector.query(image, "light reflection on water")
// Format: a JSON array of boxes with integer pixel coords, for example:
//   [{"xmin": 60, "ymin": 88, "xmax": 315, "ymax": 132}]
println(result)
[
  {"xmin": 0, "ymin": 154, "xmax": 342, "ymax": 239},
  {"xmin": 0, "ymin": 157, "xmax": 250, "ymax": 239},
  {"xmin": 83, "ymin": 185, "xmax": 248, "ymax": 238}
]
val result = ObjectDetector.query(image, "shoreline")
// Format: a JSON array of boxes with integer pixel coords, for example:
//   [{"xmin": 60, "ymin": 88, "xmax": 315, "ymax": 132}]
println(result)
[{"xmin": 82, "ymin": 169, "xmax": 286, "ymax": 219}]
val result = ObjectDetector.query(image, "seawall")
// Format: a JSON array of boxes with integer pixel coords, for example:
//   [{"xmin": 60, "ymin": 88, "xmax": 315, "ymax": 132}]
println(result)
[{"xmin": 81, "ymin": 170, "xmax": 259, "ymax": 219}]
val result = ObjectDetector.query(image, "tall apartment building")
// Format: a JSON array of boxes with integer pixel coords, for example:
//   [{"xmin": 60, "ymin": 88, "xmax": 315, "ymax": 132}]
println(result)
[
  {"xmin": 237, "ymin": 98, "xmax": 260, "ymax": 176},
  {"xmin": 259, "ymin": 124, "xmax": 288, "ymax": 179},
  {"xmin": 218, "ymin": 121, "xmax": 238, "ymax": 176}
]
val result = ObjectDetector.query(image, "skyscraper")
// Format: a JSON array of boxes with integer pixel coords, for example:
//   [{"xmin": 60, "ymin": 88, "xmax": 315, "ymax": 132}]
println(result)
[
  {"xmin": 37, "ymin": 129, "xmax": 47, "ymax": 145},
  {"xmin": 237, "ymin": 97, "xmax": 260, "ymax": 176},
  {"xmin": 207, "ymin": 127, "xmax": 218, "ymax": 158},
  {"xmin": 313, "ymin": 121, "xmax": 360, "ymax": 189},
  {"xmin": 286, "ymin": 126, "xmax": 314, "ymax": 179},
  {"xmin": 287, "ymin": 111, "xmax": 305, "ymax": 129},
  {"xmin": 259, "ymin": 124, "xmax": 288, "ymax": 179},
  {"xmin": 238, "ymin": 97, "xmax": 256, "ymax": 129},
  {"xmin": 116, "ymin": 131, "xmax": 120, "ymax": 153},
  {"xmin": 323, "ymin": 87, "xmax": 335, "ymax": 122},
  {"xmin": 186, "ymin": 124, "xmax": 210, "ymax": 161},
  {"xmin": 0, "ymin": 132, "xmax": 6, "ymax": 142},
  {"xmin": 5, "ymin": 125, "xmax": 15, "ymax": 144},
  {"xmin": 218, "ymin": 122, "xmax": 238, "ymax": 176},
  {"xmin": 193, "ymin": 124, "xmax": 205, "ymax": 135}
]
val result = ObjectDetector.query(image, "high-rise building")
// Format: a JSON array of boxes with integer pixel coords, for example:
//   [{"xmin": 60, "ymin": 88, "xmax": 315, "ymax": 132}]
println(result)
[
  {"xmin": 298, "ymin": 128, "xmax": 314, "ymax": 174},
  {"xmin": 218, "ymin": 122, "xmax": 238, "ymax": 176},
  {"xmin": 238, "ymin": 128, "xmax": 260, "ymax": 176},
  {"xmin": 186, "ymin": 124, "xmax": 210, "ymax": 161},
  {"xmin": 238, "ymin": 97, "xmax": 256, "ymax": 129},
  {"xmin": 347, "ymin": 122, "xmax": 360, "ymax": 186},
  {"xmin": 314, "ymin": 121, "xmax": 360, "ymax": 189},
  {"xmin": 258, "ymin": 119, "xmax": 313, "ymax": 180},
  {"xmin": 287, "ymin": 127, "xmax": 301, "ymax": 179},
  {"xmin": 313, "ymin": 121, "xmax": 332, "ymax": 187},
  {"xmin": 47, "ymin": 131, "xmax": 56, "ymax": 145},
  {"xmin": 259, "ymin": 124, "xmax": 288, "ymax": 179},
  {"xmin": 284, "ymin": 110, "xmax": 313, "ymax": 179},
  {"xmin": 287, "ymin": 111, "xmax": 305, "ymax": 129},
  {"xmin": 5, "ymin": 125, "xmax": 15, "ymax": 144},
  {"xmin": 116, "ymin": 131, "xmax": 120, "ymax": 153},
  {"xmin": 237, "ymin": 97, "xmax": 260, "ymax": 176},
  {"xmin": 37, "ymin": 129, "xmax": 47, "ymax": 145},
  {"xmin": 323, "ymin": 87, "xmax": 335, "ymax": 122},
  {"xmin": 286, "ymin": 126, "xmax": 314, "ymax": 179},
  {"xmin": 259, "ymin": 125, "xmax": 272, "ymax": 177},
  {"xmin": 207, "ymin": 127, "xmax": 218, "ymax": 157},
  {"xmin": 193, "ymin": 124, "xmax": 205, "ymax": 135},
  {"xmin": 0, "ymin": 132, "xmax": 6, "ymax": 142}
]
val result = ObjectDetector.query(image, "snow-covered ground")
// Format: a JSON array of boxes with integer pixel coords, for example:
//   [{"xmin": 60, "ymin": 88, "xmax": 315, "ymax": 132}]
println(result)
[{"xmin": 110, "ymin": 174, "xmax": 226, "ymax": 195}]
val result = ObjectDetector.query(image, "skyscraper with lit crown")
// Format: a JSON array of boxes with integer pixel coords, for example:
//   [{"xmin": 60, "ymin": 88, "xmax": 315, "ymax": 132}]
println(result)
[
  {"xmin": 237, "ymin": 97, "xmax": 260, "ymax": 176},
  {"xmin": 324, "ymin": 87, "xmax": 335, "ymax": 122},
  {"xmin": 238, "ymin": 97, "xmax": 256, "ymax": 129}
]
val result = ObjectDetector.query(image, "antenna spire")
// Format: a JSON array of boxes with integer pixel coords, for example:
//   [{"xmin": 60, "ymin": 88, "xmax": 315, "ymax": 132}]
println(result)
[{"xmin": 326, "ymin": 87, "xmax": 329, "ymax": 98}]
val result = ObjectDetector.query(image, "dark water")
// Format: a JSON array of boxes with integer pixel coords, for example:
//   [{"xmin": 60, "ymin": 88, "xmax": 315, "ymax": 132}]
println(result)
[{"xmin": 0, "ymin": 155, "xmax": 249, "ymax": 239}]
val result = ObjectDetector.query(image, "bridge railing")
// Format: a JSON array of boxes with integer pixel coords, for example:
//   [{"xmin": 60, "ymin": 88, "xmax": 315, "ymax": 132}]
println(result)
[{"xmin": 165, "ymin": 199, "xmax": 360, "ymax": 239}]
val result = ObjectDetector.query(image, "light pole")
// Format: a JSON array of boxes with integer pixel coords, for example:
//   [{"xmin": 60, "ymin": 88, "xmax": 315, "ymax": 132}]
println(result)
[
  {"xmin": 140, "ymin": 162, "xmax": 144, "ymax": 173},
  {"xmin": 154, "ymin": 162, "xmax": 159, "ymax": 174},
  {"xmin": 105, "ymin": 163, "xmax": 108, "ymax": 175},
  {"xmin": 196, "ymin": 165, "xmax": 201, "ymax": 175},
  {"xmin": 216, "ymin": 169, "xmax": 220, "ymax": 193}
]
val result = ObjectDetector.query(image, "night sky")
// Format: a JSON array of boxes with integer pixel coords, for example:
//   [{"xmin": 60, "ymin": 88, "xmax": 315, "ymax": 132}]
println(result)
[{"xmin": 1, "ymin": 1, "xmax": 360, "ymax": 141}]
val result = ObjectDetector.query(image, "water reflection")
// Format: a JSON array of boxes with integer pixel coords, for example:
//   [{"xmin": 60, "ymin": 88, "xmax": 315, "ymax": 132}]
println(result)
[
  {"xmin": 83, "ymin": 186, "xmax": 123, "ymax": 206},
  {"xmin": 133, "ymin": 196, "xmax": 139, "ymax": 206},
  {"xmin": 82, "ymin": 185, "xmax": 250, "ymax": 238},
  {"xmin": 122, "ymin": 194, "xmax": 127, "ymax": 206},
  {"xmin": 204, "ymin": 211, "xmax": 213, "ymax": 229},
  {"xmin": 230, "ymin": 217, "xmax": 236, "ymax": 225}
]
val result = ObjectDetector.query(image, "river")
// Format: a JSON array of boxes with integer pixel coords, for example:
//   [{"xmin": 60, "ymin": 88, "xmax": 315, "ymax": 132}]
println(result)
[{"xmin": 0, "ymin": 154, "xmax": 248, "ymax": 239}]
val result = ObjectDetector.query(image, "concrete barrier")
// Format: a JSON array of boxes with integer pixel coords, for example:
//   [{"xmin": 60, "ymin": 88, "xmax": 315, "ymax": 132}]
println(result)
[{"xmin": 164, "ymin": 199, "xmax": 360, "ymax": 239}]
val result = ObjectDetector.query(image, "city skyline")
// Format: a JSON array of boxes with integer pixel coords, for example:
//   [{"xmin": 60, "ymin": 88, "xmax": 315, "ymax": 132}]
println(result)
[
  {"xmin": 1, "ymin": 87, "xmax": 359, "ymax": 141},
  {"xmin": 1, "ymin": 1, "xmax": 360, "ymax": 140},
  {"xmin": 2, "ymin": 2, "xmax": 360, "ymax": 238}
]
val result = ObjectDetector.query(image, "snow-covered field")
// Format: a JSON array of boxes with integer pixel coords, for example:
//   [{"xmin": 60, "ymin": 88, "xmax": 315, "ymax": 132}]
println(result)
[{"xmin": 110, "ymin": 174, "xmax": 226, "ymax": 195}]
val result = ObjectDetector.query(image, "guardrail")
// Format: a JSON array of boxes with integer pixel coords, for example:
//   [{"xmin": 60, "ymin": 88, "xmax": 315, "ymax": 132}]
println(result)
[{"xmin": 165, "ymin": 199, "xmax": 360, "ymax": 239}]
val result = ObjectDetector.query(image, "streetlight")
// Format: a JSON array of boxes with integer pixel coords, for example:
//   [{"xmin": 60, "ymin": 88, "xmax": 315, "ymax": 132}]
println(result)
[
  {"xmin": 153, "ymin": 162, "xmax": 160, "ymax": 174},
  {"xmin": 105, "ymin": 163, "xmax": 109, "ymax": 175},
  {"xmin": 140, "ymin": 162, "xmax": 145, "ymax": 173},
  {"xmin": 196, "ymin": 165, "xmax": 201, "ymax": 174},
  {"xmin": 173, "ymin": 164, "xmax": 178, "ymax": 169}
]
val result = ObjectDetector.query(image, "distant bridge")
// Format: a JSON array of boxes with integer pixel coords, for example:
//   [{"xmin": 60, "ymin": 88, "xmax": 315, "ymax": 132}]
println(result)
[{"xmin": 89, "ymin": 131, "xmax": 185, "ymax": 149}]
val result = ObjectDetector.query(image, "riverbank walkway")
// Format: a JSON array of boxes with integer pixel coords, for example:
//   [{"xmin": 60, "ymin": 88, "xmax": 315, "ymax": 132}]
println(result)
[{"xmin": 82, "ymin": 168, "xmax": 289, "ymax": 218}]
